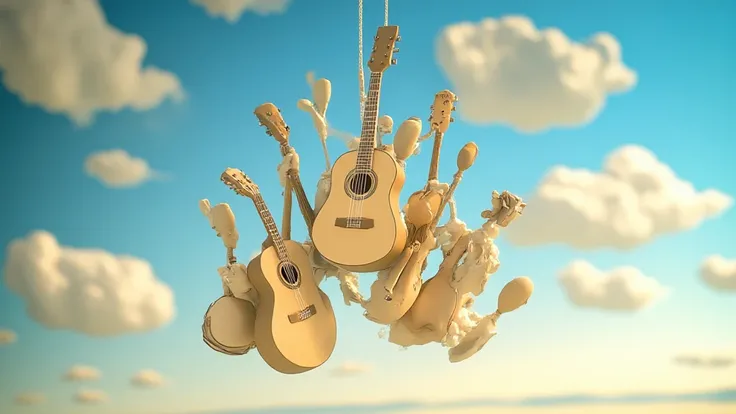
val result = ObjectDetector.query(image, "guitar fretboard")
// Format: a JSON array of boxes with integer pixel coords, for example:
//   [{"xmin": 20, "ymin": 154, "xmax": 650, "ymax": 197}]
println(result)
[
  {"xmin": 356, "ymin": 72, "xmax": 384, "ymax": 172},
  {"xmin": 253, "ymin": 193, "xmax": 289, "ymax": 260}
]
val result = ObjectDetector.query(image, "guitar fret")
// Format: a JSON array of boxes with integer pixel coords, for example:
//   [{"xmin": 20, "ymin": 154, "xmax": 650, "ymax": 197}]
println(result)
[
  {"xmin": 356, "ymin": 72, "xmax": 383, "ymax": 167},
  {"xmin": 254, "ymin": 195, "xmax": 288, "ymax": 260}
]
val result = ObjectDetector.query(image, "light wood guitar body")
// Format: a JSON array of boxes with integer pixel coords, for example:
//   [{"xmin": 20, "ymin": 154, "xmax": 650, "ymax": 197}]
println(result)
[
  {"xmin": 397, "ymin": 233, "xmax": 472, "ymax": 344},
  {"xmin": 248, "ymin": 240, "xmax": 337, "ymax": 374},
  {"xmin": 313, "ymin": 148, "xmax": 407, "ymax": 272},
  {"xmin": 311, "ymin": 26, "xmax": 405, "ymax": 273},
  {"xmin": 221, "ymin": 168, "xmax": 337, "ymax": 374}
]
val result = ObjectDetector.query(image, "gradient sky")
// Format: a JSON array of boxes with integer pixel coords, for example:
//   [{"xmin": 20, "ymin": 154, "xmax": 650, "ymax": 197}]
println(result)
[{"xmin": 0, "ymin": 1, "xmax": 734, "ymax": 414}]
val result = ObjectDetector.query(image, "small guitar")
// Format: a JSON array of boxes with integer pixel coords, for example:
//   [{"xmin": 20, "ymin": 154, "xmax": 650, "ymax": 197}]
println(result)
[
  {"xmin": 221, "ymin": 169, "xmax": 337, "ymax": 374},
  {"xmin": 406, "ymin": 89, "xmax": 458, "ymax": 222},
  {"xmin": 312, "ymin": 25, "xmax": 407, "ymax": 272}
]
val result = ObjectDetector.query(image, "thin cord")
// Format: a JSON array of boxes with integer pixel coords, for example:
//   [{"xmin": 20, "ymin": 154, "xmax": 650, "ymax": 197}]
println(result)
[{"xmin": 384, "ymin": 0, "xmax": 389, "ymax": 25}]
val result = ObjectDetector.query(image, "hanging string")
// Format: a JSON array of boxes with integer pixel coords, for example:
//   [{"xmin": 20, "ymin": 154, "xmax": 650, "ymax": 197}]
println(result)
[{"xmin": 357, "ymin": 0, "xmax": 389, "ymax": 122}]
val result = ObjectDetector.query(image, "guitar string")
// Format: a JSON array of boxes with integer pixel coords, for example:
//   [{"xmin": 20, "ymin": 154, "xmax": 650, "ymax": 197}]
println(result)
[
  {"xmin": 351, "ymin": 0, "xmax": 389, "ymax": 230},
  {"xmin": 270, "ymin": 127, "xmax": 309, "ymax": 311},
  {"xmin": 257, "ymin": 192, "xmax": 307, "ymax": 310}
]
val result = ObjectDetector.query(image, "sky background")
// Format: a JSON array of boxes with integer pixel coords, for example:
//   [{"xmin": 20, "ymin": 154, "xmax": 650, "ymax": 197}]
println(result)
[{"xmin": 0, "ymin": 0, "xmax": 734, "ymax": 414}]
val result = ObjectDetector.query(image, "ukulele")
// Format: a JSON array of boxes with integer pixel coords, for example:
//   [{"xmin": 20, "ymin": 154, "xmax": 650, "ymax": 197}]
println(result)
[
  {"xmin": 405, "ymin": 89, "xmax": 458, "ymax": 224},
  {"xmin": 311, "ymin": 25, "xmax": 406, "ymax": 272},
  {"xmin": 221, "ymin": 169, "xmax": 337, "ymax": 374}
]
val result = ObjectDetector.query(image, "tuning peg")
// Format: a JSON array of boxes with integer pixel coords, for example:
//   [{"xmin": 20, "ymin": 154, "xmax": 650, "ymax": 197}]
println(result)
[
  {"xmin": 450, "ymin": 118, "xmax": 455, "ymax": 122},
  {"xmin": 452, "ymin": 107, "xmax": 456, "ymax": 111},
  {"xmin": 265, "ymin": 130, "xmax": 272, "ymax": 136},
  {"xmin": 393, "ymin": 48, "xmax": 400, "ymax": 53},
  {"xmin": 396, "ymin": 36, "xmax": 401, "ymax": 42},
  {"xmin": 391, "ymin": 59, "xmax": 397, "ymax": 65},
  {"xmin": 285, "ymin": 125, "xmax": 290, "ymax": 131},
  {"xmin": 258, "ymin": 122, "xmax": 264, "ymax": 126}
]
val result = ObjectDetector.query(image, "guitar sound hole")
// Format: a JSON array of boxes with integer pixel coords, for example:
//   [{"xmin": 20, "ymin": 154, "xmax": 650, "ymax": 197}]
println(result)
[
  {"xmin": 348, "ymin": 172, "xmax": 374, "ymax": 196},
  {"xmin": 279, "ymin": 263, "xmax": 300, "ymax": 287}
]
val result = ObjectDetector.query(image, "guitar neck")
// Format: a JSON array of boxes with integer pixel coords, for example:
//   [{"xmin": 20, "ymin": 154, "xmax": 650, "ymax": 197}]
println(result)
[
  {"xmin": 356, "ymin": 72, "xmax": 384, "ymax": 171},
  {"xmin": 429, "ymin": 170, "xmax": 463, "ymax": 231},
  {"xmin": 279, "ymin": 143, "xmax": 316, "ymax": 232},
  {"xmin": 251, "ymin": 193, "xmax": 289, "ymax": 261},
  {"xmin": 426, "ymin": 131, "xmax": 444, "ymax": 184}
]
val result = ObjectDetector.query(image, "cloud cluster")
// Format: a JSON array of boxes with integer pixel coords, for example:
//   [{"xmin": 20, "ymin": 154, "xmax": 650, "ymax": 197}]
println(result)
[
  {"xmin": 0, "ymin": 0, "xmax": 183, "ymax": 125},
  {"xmin": 331, "ymin": 361, "xmax": 372, "ymax": 377},
  {"xmin": 505, "ymin": 145, "xmax": 733, "ymax": 249},
  {"xmin": 3, "ymin": 231, "xmax": 176, "ymax": 336},
  {"xmin": 700, "ymin": 255, "xmax": 736, "ymax": 291},
  {"xmin": 673, "ymin": 353, "xmax": 735, "ymax": 369},
  {"xmin": 14, "ymin": 392, "xmax": 46, "ymax": 405},
  {"xmin": 558, "ymin": 260, "xmax": 667, "ymax": 311},
  {"xmin": 84, "ymin": 149, "xmax": 158, "ymax": 188},
  {"xmin": 64, "ymin": 365, "xmax": 101, "ymax": 382},
  {"xmin": 131, "ymin": 370, "xmax": 165, "ymax": 388},
  {"xmin": 436, "ymin": 15, "xmax": 637, "ymax": 133},
  {"xmin": 75, "ymin": 389, "xmax": 108, "ymax": 404},
  {"xmin": 0, "ymin": 328, "xmax": 17, "ymax": 345},
  {"xmin": 191, "ymin": 0, "xmax": 291, "ymax": 23}
]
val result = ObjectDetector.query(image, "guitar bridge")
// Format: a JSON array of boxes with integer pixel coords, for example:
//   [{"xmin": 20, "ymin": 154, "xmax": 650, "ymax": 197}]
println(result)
[
  {"xmin": 335, "ymin": 217, "xmax": 374, "ymax": 229},
  {"xmin": 288, "ymin": 304, "xmax": 317, "ymax": 324}
]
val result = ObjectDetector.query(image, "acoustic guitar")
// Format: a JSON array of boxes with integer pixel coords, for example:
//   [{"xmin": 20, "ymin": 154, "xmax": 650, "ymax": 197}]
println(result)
[
  {"xmin": 221, "ymin": 169, "xmax": 337, "ymax": 374},
  {"xmin": 406, "ymin": 89, "xmax": 458, "ymax": 223},
  {"xmin": 311, "ymin": 25, "xmax": 407, "ymax": 272}
]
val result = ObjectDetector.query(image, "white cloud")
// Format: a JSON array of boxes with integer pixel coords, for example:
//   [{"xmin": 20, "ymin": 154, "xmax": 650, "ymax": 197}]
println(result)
[
  {"xmin": 331, "ymin": 361, "xmax": 372, "ymax": 377},
  {"xmin": 3, "ymin": 230, "xmax": 175, "ymax": 336},
  {"xmin": 75, "ymin": 389, "xmax": 108, "ymax": 404},
  {"xmin": 700, "ymin": 255, "xmax": 736, "ymax": 291},
  {"xmin": 84, "ymin": 149, "xmax": 158, "ymax": 188},
  {"xmin": 14, "ymin": 392, "xmax": 45, "ymax": 405},
  {"xmin": 436, "ymin": 15, "xmax": 637, "ymax": 133},
  {"xmin": 505, "ymin": 145, "xmax": 733, "ymax": 249},
  {"xmin": 0, "ymin": 0, "xmax": 183, "ymax": 126},
  {"xmin": 191, "ymin": 0, "xmax": 291, "ymax": 23},
  {"xmin": 558, "ymin": 260, "xmax": 667, "ymax": 311},
  {"xmin": 673, "ymin": 352, "xmax": 736, "ymax": 369},
  {"xmin": 131, "ymin": 369, "xmax": 165, "ymax": 388},
  {"xmin": 64, "ymin": 365, "xmax": 101, "ymax": 381},
  {"xmin": 0, "ymin": 328, "xmax": 17, "ymax": 345}
]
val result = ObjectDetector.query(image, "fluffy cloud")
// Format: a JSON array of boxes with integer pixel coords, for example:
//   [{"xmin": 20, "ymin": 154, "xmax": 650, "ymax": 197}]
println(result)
[
  {"xmin": 331, "ymin": 361, "xmax": 372, "ymax": 377},
  {"xmin": 505, "ymin": 145, "xmax": 733, "ymax": 249},
  {"xmin": 75, "ymin": 389, "xmax": 108, "ymax": 404},
  {"xmin": 131, "ymin": 370, "xmax": 165, "ymax": 388},
  {"xmin": 3, "ymin": 231, "xmax": 175, "ymax": 336},
  {"xmin": 700, "ymin": 255, "xmax": 736, "ymax": 291},
  {"xmin": 673, "ymin": 352, "xmax": 735, "ymax": 369},
  {"xmin": 84, "ymin": 149, "xmax": 158, "ymax": 188},
  {"xmin": 436, "ymin": 15, "xmax": 637, "ymax": 133},
  {"xmin": 0, "ymin": 329, "xmax": 17, "ymax": 345},
  {"xmin": 14, "ymin": 392, "xmax": 45, "ymax": 405},
  {"xmin": 0, "ymin": 0, "xmax": 183, "ymax": 126},
  {"xmin": 64, "ymin": 365, "xmax": 101, "ymax": 381},
  {"xmin": 558, "ymin": 260, "xmax": 667, "ymax": 311},
  {"xmin": 192, "ymin": 0, "xmax": 291, "ymax": 23}
]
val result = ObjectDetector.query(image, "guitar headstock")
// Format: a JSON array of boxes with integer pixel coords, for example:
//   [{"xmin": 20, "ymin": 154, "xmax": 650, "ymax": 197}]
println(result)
[
  {"xmin": 254, "ymin": 103, "xmax": 290, "ymax": 145},
  {"xmin": 367, "ymin": 26, "xmax": 401, "ymax": 73},
  {"xmin": 429, "ymin": 89, "xmax": 458, "ymax": 134},
  {"xmin": 221, "ymin": 168, "xmax": 259, "ymax": 199}
]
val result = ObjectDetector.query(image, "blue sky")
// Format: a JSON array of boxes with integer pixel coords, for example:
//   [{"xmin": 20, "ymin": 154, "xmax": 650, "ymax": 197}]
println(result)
[{"xmin": 0, "ymin": 0, "xmax": 734, "ymax": 413}]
